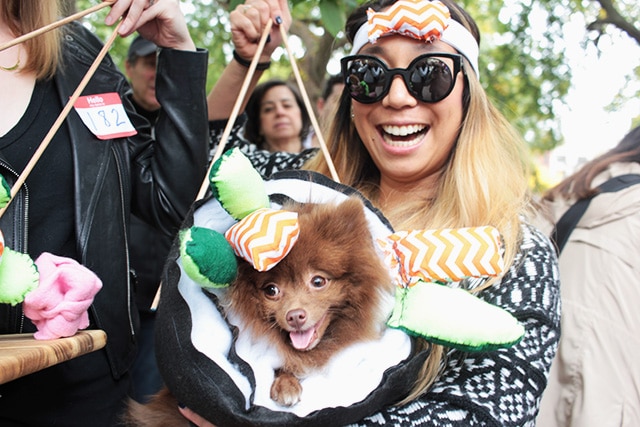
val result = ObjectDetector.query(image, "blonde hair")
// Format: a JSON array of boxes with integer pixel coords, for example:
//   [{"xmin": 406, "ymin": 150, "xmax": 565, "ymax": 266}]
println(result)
[
  {"xmin": 2, "ymin": 0, "xmax": 61, "ymax": 79},
  {"xmin": 304, "ymin": 0, "xmax": 531, "ymax": 399}
]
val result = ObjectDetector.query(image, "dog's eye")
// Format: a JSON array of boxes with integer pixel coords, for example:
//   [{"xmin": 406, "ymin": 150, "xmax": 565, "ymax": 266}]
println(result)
[
  {"xmin": 310, "ymin": 276, "xmax": 327, "ymax": 288},
  {"xmin": 262, "ymin": 283, "xmax": 280, "ymax": 298}
]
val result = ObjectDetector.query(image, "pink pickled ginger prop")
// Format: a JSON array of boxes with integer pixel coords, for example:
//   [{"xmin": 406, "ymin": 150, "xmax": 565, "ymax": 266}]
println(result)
[{"xmin": 23, "ymin": 253, "xmax": 102, "ymax": 340}]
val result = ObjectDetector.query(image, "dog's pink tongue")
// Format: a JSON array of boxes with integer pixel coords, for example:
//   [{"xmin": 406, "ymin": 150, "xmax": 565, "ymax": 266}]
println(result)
[{"xmin": 290, "ymin": 329, "xmax": 314, "ymax": 350}]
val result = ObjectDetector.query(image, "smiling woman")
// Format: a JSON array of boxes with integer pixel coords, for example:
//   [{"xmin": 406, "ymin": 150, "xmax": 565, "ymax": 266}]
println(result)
[{"xmin": 174, "ymin": 0, "xmax": 561, "ymax": 425}]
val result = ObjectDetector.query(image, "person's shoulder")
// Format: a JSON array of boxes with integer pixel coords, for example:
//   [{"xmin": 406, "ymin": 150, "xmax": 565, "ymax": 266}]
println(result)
[
  {"xmin": 58, "ymin": 21, "xmax": 120, "ymax": 81},
  {"xmin": 483, "ymin": 221, "xmax": 560, "ymax": 317}
]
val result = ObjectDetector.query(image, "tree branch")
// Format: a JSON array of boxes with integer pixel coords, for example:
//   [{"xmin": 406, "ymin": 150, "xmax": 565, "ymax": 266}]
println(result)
[{"xmin": 588, "ymin": 0, "xmax": 640, "ymax": 44}]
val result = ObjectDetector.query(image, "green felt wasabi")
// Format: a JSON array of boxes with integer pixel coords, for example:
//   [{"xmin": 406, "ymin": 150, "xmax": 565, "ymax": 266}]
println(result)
[
  {"xmin": 0, "ymin": 248, "xmax": 39, "ymax": 305},
  {"xmin": 0, "ymin": 175, "xmax": 11, "ymax": 209},
  {"xmin": 387, "ymin": 280, "xmax": 525, "ymax": 352},
  {"xmin": 180, "ymin": 227, "xmax": 237, "ymax": 289},
  {"xmin": 209, "ymin": 148, "xmax": 270, "ymax": 220}
]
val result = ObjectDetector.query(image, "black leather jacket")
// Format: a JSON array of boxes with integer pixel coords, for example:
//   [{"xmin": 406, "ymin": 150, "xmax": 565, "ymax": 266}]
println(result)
[{"xmin": 0, "ymin": 22, "xmax": 208, "ymax": 378}]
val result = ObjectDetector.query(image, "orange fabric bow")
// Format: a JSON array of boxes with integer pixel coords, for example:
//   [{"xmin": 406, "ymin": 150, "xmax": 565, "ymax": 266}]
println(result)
[{"xmin": 367, "ymin": 0, "xmax": 451, "ymax": 44}]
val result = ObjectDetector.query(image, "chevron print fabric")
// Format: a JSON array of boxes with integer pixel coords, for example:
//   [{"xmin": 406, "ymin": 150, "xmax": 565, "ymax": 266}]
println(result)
[
  {"xmin": 225, "ymin": 208, "xmax": 300, "ymax": 272},
  {"xmin": 388, "ymin": 226, "xmax": 504, "ymax": 284},
  {"xmin": 367, "ymin": 0, "xmax": 451, "ymax": 44}
]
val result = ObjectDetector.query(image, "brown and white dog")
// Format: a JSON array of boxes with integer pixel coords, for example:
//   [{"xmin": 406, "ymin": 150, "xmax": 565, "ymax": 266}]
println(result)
[
  {"xmin": 223, "ymin": 197, "xmax": 393, "ymax": 407},
  {"xmin": 125, "ymin": 197, "xmax": 393, "ymax": 425}
]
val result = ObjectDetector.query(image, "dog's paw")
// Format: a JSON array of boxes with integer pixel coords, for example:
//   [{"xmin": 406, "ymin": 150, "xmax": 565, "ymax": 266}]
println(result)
[{"xmin": 270, "ymin": 371, "xmax": 302, "ymax": 407}]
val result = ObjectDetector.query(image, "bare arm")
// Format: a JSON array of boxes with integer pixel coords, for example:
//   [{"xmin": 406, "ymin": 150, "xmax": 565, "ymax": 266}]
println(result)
[{"xmin": 207, "ymin": 0, "xmax": 291, "ymax": 120}]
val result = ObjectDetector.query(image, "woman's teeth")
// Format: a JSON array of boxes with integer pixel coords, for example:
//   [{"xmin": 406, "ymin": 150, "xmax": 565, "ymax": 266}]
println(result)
[
  {"xmin": 382, "ymin": 124, "xmax": 425, "ymax": 136},
  {"xmin": 381, "ymin": 124, "xmax": 427, "ymax": 147}
]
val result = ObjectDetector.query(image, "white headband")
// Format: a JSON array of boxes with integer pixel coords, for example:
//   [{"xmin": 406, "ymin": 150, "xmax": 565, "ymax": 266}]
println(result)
[{"xmin": 349, "ymin": 0, "xmax": 480, "ymax": 78}]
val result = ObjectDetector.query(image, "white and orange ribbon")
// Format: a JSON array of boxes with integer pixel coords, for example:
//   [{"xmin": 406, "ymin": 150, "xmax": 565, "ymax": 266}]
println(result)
[
  {"xmin": 379, "ymin": 226, "xmax": 504, "ymax": 286},
  {"xmin": 366, "ymin": 0, "xmax": 451, "ymax": 44},
  {"xmin": 224, "ymin": 208, "xmax": 300, "ymax": 272}
]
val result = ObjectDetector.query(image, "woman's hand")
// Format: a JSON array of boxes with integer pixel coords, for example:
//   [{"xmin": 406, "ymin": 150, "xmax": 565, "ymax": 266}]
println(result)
[
  {"xmin": 104, "ymin": 0, "xmax": 195, "ymax": 51},
  {"xmin": 229, "ymin": 0, "xmax": 291, "ymax": 63}
]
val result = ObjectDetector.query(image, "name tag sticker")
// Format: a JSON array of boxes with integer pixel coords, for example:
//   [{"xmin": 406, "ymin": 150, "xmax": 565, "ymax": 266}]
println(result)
[{"xmin": 74, "ymin": 92, "xmax": 137, "ymax": 140}]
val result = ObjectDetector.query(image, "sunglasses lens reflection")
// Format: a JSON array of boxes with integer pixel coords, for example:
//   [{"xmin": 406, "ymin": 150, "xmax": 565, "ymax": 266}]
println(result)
[
  {"xmin": 345, "ymin": 58, "xmax": 386, "ymax": 103},
  {"xmin": 409, "ymin": 57, "xmax": 454, "ymax": 102},
  {"xmin": 343, "ymin": 55, "xmax": 456, "ymax": 104}
]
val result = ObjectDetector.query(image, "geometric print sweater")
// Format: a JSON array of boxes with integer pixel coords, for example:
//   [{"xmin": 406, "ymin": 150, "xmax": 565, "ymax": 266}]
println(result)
[
  {"xmin": 209, "ymin": 118, "xmax": 561, "ymax": 426},
  {"xmin": 351, "ymin": 223, "xmax": 561, "ymax": 426}
]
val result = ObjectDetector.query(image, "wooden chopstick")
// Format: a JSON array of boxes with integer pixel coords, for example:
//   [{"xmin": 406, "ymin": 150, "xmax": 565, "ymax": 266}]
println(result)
[
  {"xmin": 195, "ymin": 19, "xmax": 275, "ymax": 201},
  {"xmin": 0, "ymin": 1, "xmax": 116, "ymax": 52},
  {"xmin": 0, "ymin": 21, "xmax": 124, "ymax": 219},
  {"xmin": 277, "ymin": 24, "xmax": 340, "ymax": 183}
]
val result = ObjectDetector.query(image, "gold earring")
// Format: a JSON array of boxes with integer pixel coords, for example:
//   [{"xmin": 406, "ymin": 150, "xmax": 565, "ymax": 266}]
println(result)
[{"xmin": 0, "ymin": 46, "xmax": 20, "ymax": 72}]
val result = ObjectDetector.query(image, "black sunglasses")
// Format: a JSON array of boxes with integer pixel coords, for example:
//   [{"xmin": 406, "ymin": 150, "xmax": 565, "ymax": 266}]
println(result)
[{"xmin": 341, "ymin": 53, "xmax": 463, "ymax": 104}]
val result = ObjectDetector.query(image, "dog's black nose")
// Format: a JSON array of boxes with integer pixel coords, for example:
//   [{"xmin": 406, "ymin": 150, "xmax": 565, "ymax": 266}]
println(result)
[{"xmin": 286, "ymin": 309, "xmax": 307, "ymax": 329}]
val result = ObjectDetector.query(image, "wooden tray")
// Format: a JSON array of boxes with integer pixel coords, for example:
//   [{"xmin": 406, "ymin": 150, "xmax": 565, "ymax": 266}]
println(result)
[{"xmin": 0, "ymin": 330, "xmax": 107, "ymax": 384}]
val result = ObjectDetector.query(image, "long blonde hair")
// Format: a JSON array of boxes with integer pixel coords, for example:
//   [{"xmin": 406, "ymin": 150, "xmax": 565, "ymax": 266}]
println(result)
[
  {"xmin": 1, "ymin": 0, "xmax": 61, "ymax": 79},
  {"xmin": 304, "ymin": 0, "xmax": 531, "ymax": 400}
]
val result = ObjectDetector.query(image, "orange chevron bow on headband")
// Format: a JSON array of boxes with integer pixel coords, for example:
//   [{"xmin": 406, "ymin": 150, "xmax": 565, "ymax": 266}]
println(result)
[
  {"xmin": 350, "ymin": 0, "xmax": 481, "ymax": 78},
  {"xmin": 367, "ymin": 0, "xmax": 451, "ymax": 44}
]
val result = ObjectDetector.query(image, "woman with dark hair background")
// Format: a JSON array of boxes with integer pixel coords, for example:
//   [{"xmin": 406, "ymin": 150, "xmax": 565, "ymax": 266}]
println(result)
[{"xmin": 243, "ymin": 79, "xmax": 312, "ymax": 152}]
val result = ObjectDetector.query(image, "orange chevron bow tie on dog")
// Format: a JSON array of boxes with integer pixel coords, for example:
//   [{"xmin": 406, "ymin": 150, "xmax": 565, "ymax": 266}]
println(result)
[
  {"xmin": 225, "ymin": 208, "xmax": 300, "ymax": 272},
  {"xmin": 367, "ymin": 0, "xmax": 451, "ymax": 44},
  {"xmin": 379, "ymin": 226, "xmax": 505, "ymax": 286},
  {"xmin": 226, "ymin": 203, "xmax": 505, "ymax": 285}
]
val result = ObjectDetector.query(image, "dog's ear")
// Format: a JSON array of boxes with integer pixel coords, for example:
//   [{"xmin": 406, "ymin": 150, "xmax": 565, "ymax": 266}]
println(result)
[
  {"xmin": 332, "ymin": 197, "xmax": 370, "ymax": 238},
  {"xmin": 338, "ymin": 197, "xmax": 366, "ymax": 216}
]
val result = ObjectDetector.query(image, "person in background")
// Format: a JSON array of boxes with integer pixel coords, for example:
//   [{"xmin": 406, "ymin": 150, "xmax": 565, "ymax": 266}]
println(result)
[
  {"xmin": 183, "ymin": 0, "xmax": 561, "ymax": 425},
  {"xmin": 123, "ymin": 34, "xmax": 167, "ymax": 404},
  {"xmin": 0, "ymin": 0, "xmax": 208, "ymax": 425},
  {"xmin": 536, "ymin": 125, "xmax": 640, "ymax": 427},
  {"xmin": 306, "ymin": 73, "xmax": 345, "ymax": 148},
  {"xmin": 243, "ymin": 78, "xmax": 311, "ymax": 152},
  {"xmin": 125, "ymin": 35, "xmax": 160, "ymax": 126},
  {"xmin": 316, "ymin": 74, "xmax": 343, "ymax": 129}
]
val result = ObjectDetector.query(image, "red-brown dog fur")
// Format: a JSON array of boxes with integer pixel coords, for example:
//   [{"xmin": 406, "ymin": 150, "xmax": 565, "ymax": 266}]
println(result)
[
  {"xmin": 124, "ymin": 197, "xmax": 392, "ymax": 425},
  {"xmin": 224, "ymin": 197, "xmax": 392, "ymax": 406}
]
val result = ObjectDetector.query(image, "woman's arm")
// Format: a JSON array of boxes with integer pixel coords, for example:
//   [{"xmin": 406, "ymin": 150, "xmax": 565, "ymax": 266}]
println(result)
[
  {"xmin": 103, "ymin": 0, "xmax": 209, "ymax": 232},
  {"xmin": 206, "ymin": 0, "xmax": 291, "ymax": 121}
]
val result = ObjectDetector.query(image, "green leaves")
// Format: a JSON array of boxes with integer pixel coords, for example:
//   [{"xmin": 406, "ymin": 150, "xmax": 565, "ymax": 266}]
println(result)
[
  {"xmin": 69, "ymin": 0, "xmax": 638, "ymax": 160},
  {"xmin": 317, "ymin": 0, "xmax": 344, "ymax": 37}
]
